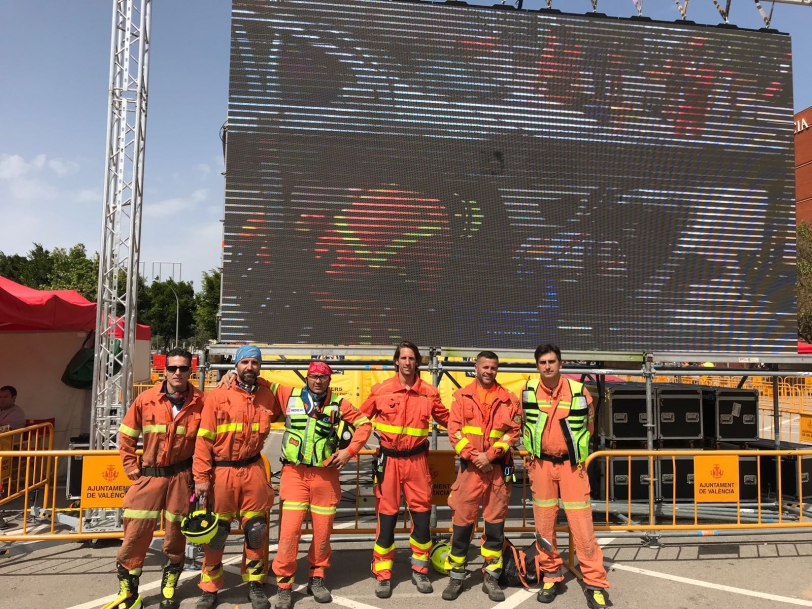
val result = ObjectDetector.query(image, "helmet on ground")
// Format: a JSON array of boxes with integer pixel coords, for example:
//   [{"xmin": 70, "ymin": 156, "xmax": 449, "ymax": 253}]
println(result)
[
  {"xmin": 430, "ymin": 539, "xmax": 451, "ymax": 575},
  {"xmin": 180, "ymin": 509, "xmax": 220, "ymax": 545}
]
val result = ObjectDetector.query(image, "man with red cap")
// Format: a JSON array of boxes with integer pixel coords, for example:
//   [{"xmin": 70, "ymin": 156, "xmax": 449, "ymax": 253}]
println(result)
[
  {"xmin": 219, "ymin": 361, "xmax": 372, "ymax": 609},
  {"xmin": 359, "ymin": 341, "xmax": 449, "ymax": 599}
]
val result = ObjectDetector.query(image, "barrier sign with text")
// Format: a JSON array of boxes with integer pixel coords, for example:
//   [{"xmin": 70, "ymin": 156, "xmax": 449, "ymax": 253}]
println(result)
[
  {"xmin": 427, "ymin": 451, "xmax": 456, "ymax": 506},
  {"xmin": 81, "ymin": 454, "xmax": 133, "ymax": 508},
  {"xmin": 694, "ymin": 455, "xmax": 739, "ymax": 503},
  {"xmin": 800, "ymin": 414, "xmax": 812, "ymax": 443}
]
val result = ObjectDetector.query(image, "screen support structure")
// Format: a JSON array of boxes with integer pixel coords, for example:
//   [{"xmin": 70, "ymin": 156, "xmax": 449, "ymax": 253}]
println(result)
[{"xmin": 90, "ymin": 0, "xmax": 152, "ymax": 450}]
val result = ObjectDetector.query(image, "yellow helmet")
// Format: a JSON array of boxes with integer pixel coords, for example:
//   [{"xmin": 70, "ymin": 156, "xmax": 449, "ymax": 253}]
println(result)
[
  {"xmin": 180, "ymin": 509, "xmax": 220, "ymax": 545},
  {"xmin": 430, "ymin": 539, "xmax": 451, "ymax": 575}
]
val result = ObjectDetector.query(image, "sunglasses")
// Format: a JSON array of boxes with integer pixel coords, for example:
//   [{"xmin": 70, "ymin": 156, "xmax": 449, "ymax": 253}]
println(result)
[
  {"xmin": 166, "ymin": 365, "xmax": 191, "ymax": 373},
  {"xmin": 307, "ymin": 374, "xmax": 330, "ymax": 381}
]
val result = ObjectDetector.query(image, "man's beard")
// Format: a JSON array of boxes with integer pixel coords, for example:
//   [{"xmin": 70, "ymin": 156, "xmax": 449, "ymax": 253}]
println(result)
[{"xmin": 239, "ymin": 370, "xmax": 257, "ymax": 385}]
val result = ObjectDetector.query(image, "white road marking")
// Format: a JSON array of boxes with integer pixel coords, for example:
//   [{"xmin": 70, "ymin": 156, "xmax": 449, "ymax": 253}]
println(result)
[{"xmin": 611, "ymin": 562, "xmax": 812, "ymax": 606}]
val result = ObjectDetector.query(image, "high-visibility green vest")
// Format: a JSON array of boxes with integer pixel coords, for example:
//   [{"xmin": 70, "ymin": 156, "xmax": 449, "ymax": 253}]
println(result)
[
  {"xmin": 281, "ymin": 389, "xmax": 341, "ymax": 466},
  {"xmin": 522, "ymin": 378, "xmax": 590, "ymax": 466}
]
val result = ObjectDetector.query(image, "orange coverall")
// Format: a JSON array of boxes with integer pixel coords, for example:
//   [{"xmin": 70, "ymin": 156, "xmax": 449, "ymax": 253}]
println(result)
[
  {"xmin": 359, "ymin": 376, "xmax": 449, "ymax": 579},
  {"xmin": 446, "ymin": 381, "xmax": 521, "ymax": 576},
  {"xmin": 272, "ymin": 385, "xmax": 372, "ymax": 589},
  {"xmin": 194, "ymin": 383, "xmax": 282, "ymax": 592},
  {"xmin": 117, "ymin": 383, "xmax": 206, "ymax": 570},
  {"xmin": 528, "ymin": 376, "xmax": 609, "ymax": 590}
]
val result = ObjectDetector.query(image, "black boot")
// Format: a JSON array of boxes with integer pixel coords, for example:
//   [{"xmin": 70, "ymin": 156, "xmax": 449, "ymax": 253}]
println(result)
[
  {"xmin": 537, "ymin": 582, "xmax": 560, "ymax": 604},
  {"xmin": 248, "ymin": 582, "xmax": 271, "ymax": 609},
  {"xmin": 481, "ymin": 572, "xmax": 505, "ymax": 602},
  {"xmin": 307, "ymin": 576, "xmax": 332, "ymax": 603},
  {"xmin": 276, "ymin": 587, "xmax": 293, "ymax": 609},
  {"xmin": 101, "ymin": 564, "xmax": 143, "ymax": 609},
  {"xmin": 411, "ymin": 571, "xmax": 433, "ymax": 594},
  {"xmin": 586, "ymin": 588, "xmax": 608, "ymax": 609},
  {"xmin": 196, "ymin": 591, "xmax": 218, "ymax": 609},
  {"xmin": 159, "ymin": 562, "xmax": 184, "ymax": 609},
  {"xmin": 442, "ymin": 577, "xmax": 465, "ymax": 601}
]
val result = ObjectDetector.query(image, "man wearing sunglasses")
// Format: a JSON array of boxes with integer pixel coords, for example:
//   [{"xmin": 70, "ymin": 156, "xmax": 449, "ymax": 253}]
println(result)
[
  {"xmin": 218, "ymin": 360, "xmax": 372, "ymax": 609},
  {"xmin": 106, "ymin": 348, "xmax": 206, "ymax": 609},
  {"xmin": 194, "ymin": 345, "xmax": 283, "ymax": 609}
]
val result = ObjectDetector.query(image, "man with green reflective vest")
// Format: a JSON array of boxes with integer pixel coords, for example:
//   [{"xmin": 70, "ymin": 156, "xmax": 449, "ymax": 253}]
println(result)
[
  {"xmin": 105, "ymin": 348, "xmax": 206, "ymax": 609},
  {"xmin": 523, "ymin": 344, "xmax": 609, "ymax": 609},
  {"xmin": 271, "ymin": 361, "xmax": 372, "ymax": 609}
]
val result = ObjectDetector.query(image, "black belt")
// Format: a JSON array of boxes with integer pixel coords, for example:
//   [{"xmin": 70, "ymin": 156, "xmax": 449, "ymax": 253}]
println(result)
[
  {"xmin": 280, "ymin": 458, "xmax": 317, "ymax": 468},
  {"xmin": 537, "ymin": 453, "xmax": 568, "ymax": 465},
  {"xmin": 213, "ymin": 453, "xmax": 262, "ymax": 468},
  {"xmin": 141, "ymin": 458, "xmax": 193, "ymax": 478},
  {"xmin": 380, "ymin": 441, "xmax": 429, "ymax": 459}
]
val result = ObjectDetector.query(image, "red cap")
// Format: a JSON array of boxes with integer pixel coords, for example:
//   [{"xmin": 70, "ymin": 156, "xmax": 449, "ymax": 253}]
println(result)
[{"xmin": 308, "ymin": 361, "xmax": 333, "ymax": 377}]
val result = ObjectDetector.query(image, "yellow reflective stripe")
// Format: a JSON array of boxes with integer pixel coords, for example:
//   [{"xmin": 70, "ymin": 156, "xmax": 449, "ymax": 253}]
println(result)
[
  {"xmin": 239, "ymin": 510, "xmax": 266, "ymax": 519},
  {"xmin": 310, "ymin": 504, "xmax": 337, "ymax": 516},
  {"xmin": 410, "ymin": 537, "xmax": 432, "ymax": 551},
  {"xmin": 374, "ymin": 422, "xmax": 429, "ymax": 437},
  {"xmin": 454, "ymin": 437, "xmax": 470, "ymax": 455},
  {"xmin": 123, "ymin": 509, "xmax": 161, "ymax": 519},
  {"xmin": 481, "ymin": 546, "xmax": 502, "ymax": 559},
  {"xmin": 374, "ymin": 543, "xmax": 396, "ymax": 555},
  {"xmin": 216, "ymin": 422, "xmax": 243, "ymax": 433},
  {"xmin": 214, "ymin": 511, "xmax": 237, "ymax": 521},
  {"xmin": 119, "ymin": 424, "xmax": 141, "ymax": 438},
  {"xmin": 163, "ymin": 511, "xmax": 183, "ymax": 522},
  {"xmin": 175, "ymin": 426, "xmax": 187, "ymax": 435},
  {"xmin": 282, "ymin": 502, "xmax": 309, "ymax": 511},
  {"xmin": 202, "ymin": 566, "xmax": 224, "ymax": 582},
  {"xmin": 488, "ymin": 430, "xmax": 504, "ymax": 439},
  {"xmin": 251, "ymin": 422, "xmax": 260, "ymax": 431},
  {"xmin": 532, "ymin": 498, "xmax": 559, "ymax": 508},
  {"xmin": 493, "ymin": 441, "xmax": 509, "ymax": 452},
  {"xmin": 354, "ymin": 416, "xmax": 371, "ymax": 425},
  {"xmin": 198, "ymin": 428, "xmax": 215, "ymax": 440},
  {"xmin": 484, "ymin": 557, "xmax": 504, "ymax": 572},
  {"xmin": 446, "ymin": 553, "xmax": 466, "ymax": 566},
  {"xmin": 374, "ymin": 561, "xmax": 394, "ymax": 572},
  {"xmin": 461, "ymin": 426, "xmax": 483, "ymax": 436},
  {"xmin": 562, "ymin": 500, "xmax": 591, "ymax": 510},
  {"xmin": 243, "ymin": 572, "xmax": 266, "ymax": 582},
  {"xmin": 143, "ymin": 424, "xmax": 167, "ymax": 434}
]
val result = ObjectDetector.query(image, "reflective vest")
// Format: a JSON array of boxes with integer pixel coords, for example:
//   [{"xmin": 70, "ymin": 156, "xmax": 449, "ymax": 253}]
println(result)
[
  {"xmin": 281, "ymin": 388, "xmax": 341, "ymax": 466},
  {"xmin": 522, "ymin": 378, "xmax": 590, "ymax": 466}
]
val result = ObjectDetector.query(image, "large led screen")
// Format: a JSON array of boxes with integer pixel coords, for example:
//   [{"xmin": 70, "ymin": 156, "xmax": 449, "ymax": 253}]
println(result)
[{"xmin": 222, "ymin": 0, "xmax": 796, "ymax": 352}]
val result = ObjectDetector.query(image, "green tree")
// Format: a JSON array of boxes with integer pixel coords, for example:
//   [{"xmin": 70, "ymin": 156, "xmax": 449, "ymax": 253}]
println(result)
[
  {"xmin": 0, "ymin": 252, "xmax": 27, "ymax": 283},
  {"xmin": 46, "ymin": 244, "xmax": 99, "ymax": 300},
  {"xmin": 18, "ymin": 244, "xmax": 54, "ymax": 288},
  {"xmin": 193, "ymin": 268, "xmax": 221, "ymax": 345},
  {"xmin": 799, "ymin": 221, "xmax": 812, "ymax": 343},
  {"xmin": 144, "ymin": 278, "xmax": 196, "ymax": 349}
]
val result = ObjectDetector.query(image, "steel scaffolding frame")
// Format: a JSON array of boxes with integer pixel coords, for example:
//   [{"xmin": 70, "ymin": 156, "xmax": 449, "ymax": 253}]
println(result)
[{"xmin": 90, "ymin": 0, "xmax": 152, "ymax": 450}]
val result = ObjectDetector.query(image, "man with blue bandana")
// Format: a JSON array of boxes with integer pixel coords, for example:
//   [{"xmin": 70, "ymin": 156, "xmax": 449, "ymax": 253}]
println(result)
[{"xmin": 193, "ymin": 345, "xmax": 283, "ymax": 609}]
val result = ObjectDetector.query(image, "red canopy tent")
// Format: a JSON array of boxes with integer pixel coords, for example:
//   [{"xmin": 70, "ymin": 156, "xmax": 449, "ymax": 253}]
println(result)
[
  {"xmin": 800, "ymin": 341, "xmax": 812, "ymax": 355},
  {"xmin": 0, "ymin": 276, "xmax": 150, "ymax": 338}
]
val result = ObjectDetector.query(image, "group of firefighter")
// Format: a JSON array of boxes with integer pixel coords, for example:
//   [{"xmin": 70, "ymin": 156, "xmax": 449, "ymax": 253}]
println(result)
[{"xmin": 104, "ymin": 341, "xmax": 610, "ymax": 609}]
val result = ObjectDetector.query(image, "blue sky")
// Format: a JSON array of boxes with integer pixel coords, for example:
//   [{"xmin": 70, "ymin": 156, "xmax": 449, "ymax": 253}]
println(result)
[{"xmin": 1, "ymin": 0, "xmax": 811, "ymax": 290}]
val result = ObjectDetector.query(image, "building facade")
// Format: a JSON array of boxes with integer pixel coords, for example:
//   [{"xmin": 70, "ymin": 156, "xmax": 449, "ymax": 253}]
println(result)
[{"xmin": 797, "ymin": 106, "xmax": 812, "ymax": 225}]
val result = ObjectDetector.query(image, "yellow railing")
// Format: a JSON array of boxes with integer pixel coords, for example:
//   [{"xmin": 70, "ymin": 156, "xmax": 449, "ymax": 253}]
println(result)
[{"xmin": 0, "ymin": 423, "xmax": 54, "ymax": 508}]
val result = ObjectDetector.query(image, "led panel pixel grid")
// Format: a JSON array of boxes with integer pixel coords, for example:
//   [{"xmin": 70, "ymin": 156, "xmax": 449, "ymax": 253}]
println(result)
[{"xmin": 222, "ymin": 0, "xmax": 796, "ymax": 352}]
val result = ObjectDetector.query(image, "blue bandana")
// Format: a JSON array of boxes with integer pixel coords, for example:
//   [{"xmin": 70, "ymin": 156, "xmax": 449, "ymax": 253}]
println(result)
[{"xmin": 235, "ymin": 345, "xmax": 262, "ymax": 364}]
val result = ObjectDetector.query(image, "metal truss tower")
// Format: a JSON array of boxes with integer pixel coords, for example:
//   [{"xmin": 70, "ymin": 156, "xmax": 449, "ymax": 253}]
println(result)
[{"xmin": 90, "ymin": 0, "xmax": 152, "ymax": 449}]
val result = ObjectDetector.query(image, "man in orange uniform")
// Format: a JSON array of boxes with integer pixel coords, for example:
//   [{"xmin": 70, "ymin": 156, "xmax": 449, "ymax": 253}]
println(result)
[
  {"xmin": 105, "ymin": 348, "xmax": 206, "ymax": 609},
  {"xmin": 272, "ymin": 361, "xmax": 372, "ymax": 609},
  {"xmin": 359, "ymin": 341, "xmax": 449, "ymax": 599},
  {"xmin": 523, "ymin": 344, "xmax": 609, "ymax": 609},
  {"xmin": 194, "ymin": 345, "xmax": 282, "ymax": 609},
  {"xmin": 441, "ymin": 351, "xmax": 522, "ymax": 602}
]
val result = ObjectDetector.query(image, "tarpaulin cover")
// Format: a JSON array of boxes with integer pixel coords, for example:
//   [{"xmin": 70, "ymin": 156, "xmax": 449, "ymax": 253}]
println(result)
[{"xmin": 0, "ymin": 276, "xmax": 150, "ymax": 339}]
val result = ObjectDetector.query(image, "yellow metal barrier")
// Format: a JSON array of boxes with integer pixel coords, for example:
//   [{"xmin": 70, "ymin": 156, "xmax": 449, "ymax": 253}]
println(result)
[{"xmin": 0, "ymin": 423, "xmax": 54, "ymax": 510}]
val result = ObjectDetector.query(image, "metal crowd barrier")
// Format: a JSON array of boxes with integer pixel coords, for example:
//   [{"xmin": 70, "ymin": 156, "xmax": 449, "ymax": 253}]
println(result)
[{"xmin": 0, "ymin": 423, "xmax": 54, "ymax": 510}]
